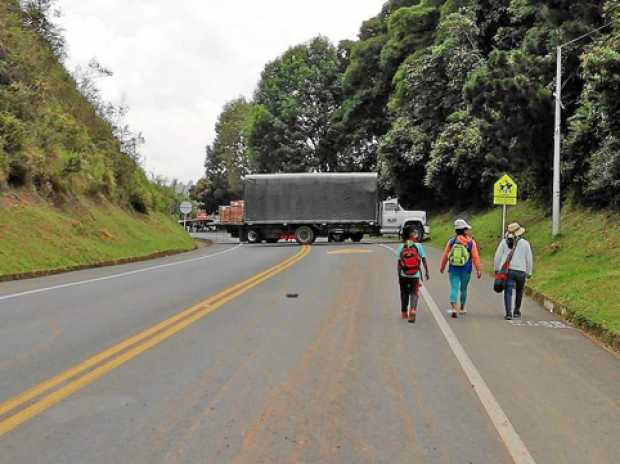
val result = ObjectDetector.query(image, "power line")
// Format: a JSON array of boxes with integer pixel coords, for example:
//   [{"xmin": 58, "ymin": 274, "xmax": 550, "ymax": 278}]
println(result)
[{"xmin": 561, "ymin": 17, "xmax": 618, "ymax": 49}]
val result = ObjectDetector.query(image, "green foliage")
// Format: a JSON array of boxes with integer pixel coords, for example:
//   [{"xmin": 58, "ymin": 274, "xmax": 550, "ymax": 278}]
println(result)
[
  {"xmin": 425, "ymin": 113, "xmax": 487, "ymax": 199},
  {"xmin": 0, "ymin": 195, "xmax": 194, "ymax": 277},
  {"xmin": 566, "ymin": 4, "xmax": 620, "ymax": 206},
  {"xmin": 250, "ymin": 36, "xmax": 342, "ymax": 173},
  {"xmin": 202, "ymin": 0, "xmax": 620, "ymax": 211},
  {"xmin": 0, "ymin": 0, "xmax": 177, "ymax": 213},
  {"xmin": 430, "ymin": 201, "xmax": 620, "ymax": 337},
  {"xmin": 193, "ymin": 98, "xmax": 253, "ymax": 212}
]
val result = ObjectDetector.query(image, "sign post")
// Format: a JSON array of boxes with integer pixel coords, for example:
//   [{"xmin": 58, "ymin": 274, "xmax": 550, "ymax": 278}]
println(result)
[
  {"xmin": 179, "ymin": 201, "xmax": 193, "ymax": 232},
  {"xmin": 493, "ymin": 175, "xmax": 518, "ymax": 236}
]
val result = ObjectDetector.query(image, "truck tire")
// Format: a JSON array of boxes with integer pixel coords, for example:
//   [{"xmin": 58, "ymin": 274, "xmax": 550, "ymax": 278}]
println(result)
[
  {"xmin": 295, "ymin": 226, "xmax": 315, "ymax": 245},
  {"xmin": 247, "ymin": 229, "xmax": 261, "ymax": 244},
  {"xmin": 351, "ymin": 233, "xmax": 363, "ymax": 242},
  {"xmin": 406, "ymin": 223, "xmax": 425, "ymax": 241}
]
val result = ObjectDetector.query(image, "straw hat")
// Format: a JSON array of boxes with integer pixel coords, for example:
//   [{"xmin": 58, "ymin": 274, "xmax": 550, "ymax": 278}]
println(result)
[{"xmin": 507, "ymin": 222, "xmax": 525, "ymax": 236}]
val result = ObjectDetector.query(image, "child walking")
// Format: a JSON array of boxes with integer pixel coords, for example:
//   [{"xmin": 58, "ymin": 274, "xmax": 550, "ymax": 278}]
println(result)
[
  {"xmin": 439, "ymin": 219, "xmax": 482, "ymax": 318},
  {"xmin": 397, "ymin": 226, "xmax": 430, "ymax": 323}
]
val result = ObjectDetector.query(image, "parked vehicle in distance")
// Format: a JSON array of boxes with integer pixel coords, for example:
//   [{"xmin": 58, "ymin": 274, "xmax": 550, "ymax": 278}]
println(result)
[{"xmin": 215, "ymin": 173, "xmax": 430, "ymax": 245}]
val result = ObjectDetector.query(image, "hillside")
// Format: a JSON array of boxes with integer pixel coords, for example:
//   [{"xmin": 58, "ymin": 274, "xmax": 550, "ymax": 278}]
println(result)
[
  {"xmin": 0, "ymin": 193, "xmax": 194, "ymax": 279},
  {"xmin": 0, "ymin": 0, "xmax": 177, "ymax": 210},
  {"xmin": 0, "ymin": 0, "xmax": 194, "ymax": 276},
  {"xmin": 430, "ymin": 202, "xmax": 620, "ymax": 350}
]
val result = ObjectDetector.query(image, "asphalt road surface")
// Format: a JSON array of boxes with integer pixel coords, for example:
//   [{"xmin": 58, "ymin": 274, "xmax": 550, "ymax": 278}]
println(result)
[{"xmin": 0, "ymin": 241, "xmax": 618, "ymax": 463}]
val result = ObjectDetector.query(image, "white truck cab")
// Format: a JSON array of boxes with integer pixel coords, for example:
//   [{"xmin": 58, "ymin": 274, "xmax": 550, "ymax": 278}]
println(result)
[{"xmin": 380, "ymin": 198, "xmax": 430, "ymax": 240}]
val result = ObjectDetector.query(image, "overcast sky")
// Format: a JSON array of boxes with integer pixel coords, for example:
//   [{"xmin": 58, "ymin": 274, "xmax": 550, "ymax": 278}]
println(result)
[{"xmin": 55, "ymin": 1, "xmax": 386, "ymax": 183}]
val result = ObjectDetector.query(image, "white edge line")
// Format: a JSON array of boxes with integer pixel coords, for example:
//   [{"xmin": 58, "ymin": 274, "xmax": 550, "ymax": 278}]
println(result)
[
  {"xmin": 0, "ymin": 244, "xmax": 243, "ymax": 302},
  {"xmin": 379, "ymin": 244, "xmax": 536, "ymax": 464}
]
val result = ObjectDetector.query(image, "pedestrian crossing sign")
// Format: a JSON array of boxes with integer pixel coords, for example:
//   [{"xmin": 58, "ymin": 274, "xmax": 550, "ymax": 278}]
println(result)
[{"xmin": 494, "ymin": 175, "xmax": 518, "ymax": 206}]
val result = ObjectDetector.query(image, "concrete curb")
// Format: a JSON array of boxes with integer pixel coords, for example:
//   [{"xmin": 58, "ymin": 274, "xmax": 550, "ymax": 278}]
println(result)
[
  {"xmin": 0, "ymin": 241, "xmax": 207, "ymax": 283},
  {"xmin": 525, "ymin": 286, "xmax": 619, "ymax": 354}
]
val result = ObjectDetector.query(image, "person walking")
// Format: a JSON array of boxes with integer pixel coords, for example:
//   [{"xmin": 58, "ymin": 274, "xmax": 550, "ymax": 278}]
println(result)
[
  {"xmin": 494, "ymin": 223, "xmax": 533, "ymax": 320},
  {"xmin": 439, "ymin": 219, "xmax": 482, "ymax": 318},
  {"xmin": 397, "ymin": 226, "xmax": 430, "ymax": 323}
]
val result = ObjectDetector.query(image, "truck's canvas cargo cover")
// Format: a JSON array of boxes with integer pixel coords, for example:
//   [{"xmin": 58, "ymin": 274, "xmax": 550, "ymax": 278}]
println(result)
[{"xmin": 244, "ymin": 173, "xmax": 378, "ymax": 224}]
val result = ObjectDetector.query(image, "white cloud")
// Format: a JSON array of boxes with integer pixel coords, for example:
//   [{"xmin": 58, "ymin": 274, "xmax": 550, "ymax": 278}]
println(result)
[{"xmin": 56, "ymin": 0, "xmax": 385, "ymax": 183}]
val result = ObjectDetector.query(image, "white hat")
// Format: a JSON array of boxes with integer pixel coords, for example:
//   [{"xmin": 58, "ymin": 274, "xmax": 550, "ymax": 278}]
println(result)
[{"xmin": 454, "ymin": 219, "xmax": 472, "ymax": 230}]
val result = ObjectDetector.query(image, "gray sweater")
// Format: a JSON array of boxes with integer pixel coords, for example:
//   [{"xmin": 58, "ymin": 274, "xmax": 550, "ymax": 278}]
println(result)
[{"xmin": 494, "ymin": 238, "xmax": 533, "ymax": 276}]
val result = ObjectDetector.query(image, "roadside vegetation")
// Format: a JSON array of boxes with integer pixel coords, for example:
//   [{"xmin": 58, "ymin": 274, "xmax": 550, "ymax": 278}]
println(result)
[
  {"xmin": 0, "ymin": 193, "xmax": 194, "ymax": 278},
  {"xmin": 193, "ymin": 0, "xmax": 620, "ymax": 214},
  {"xmin": 429, "ymin": 202, "xmax": 620, "ymax": 341},
  {"xmin": 0, "ymin": 0, "xmax": 193, "ymax": 277},
  {"xmin": 0, "ymin": 0, "xmax": 180, "ymax": 212}
]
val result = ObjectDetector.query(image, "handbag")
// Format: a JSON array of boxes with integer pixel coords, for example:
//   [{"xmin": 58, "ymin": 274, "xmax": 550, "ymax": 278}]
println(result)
[{"xmin": 493, "ymin": 240, "xmax": 517, "ymax": 293}]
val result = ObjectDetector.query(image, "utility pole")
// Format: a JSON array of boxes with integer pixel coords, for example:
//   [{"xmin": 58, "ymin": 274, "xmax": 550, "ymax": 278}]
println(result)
[
  {"xmin": 553, "ymin": 45, "xmax": 562, "ymax": 237},
  {"xmin": 551, "ymin": 17, "xmax": 615, "ymax": 237}
]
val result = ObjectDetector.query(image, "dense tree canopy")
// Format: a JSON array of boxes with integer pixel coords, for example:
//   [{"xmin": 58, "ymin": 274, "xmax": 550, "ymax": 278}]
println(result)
[
  {"xmin": 198, "ymin": 0, "xmax": 620, "ymax": 210},
  {"xmin": 249, "ymin": 36, "xmax": 342, "ymax": 173}
]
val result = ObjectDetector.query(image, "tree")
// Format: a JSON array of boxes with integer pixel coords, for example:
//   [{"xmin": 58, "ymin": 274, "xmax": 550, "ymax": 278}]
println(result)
[
  {"xmin": 198, "ymin": 97, "xmax": 253, "ymax": 211},
  {"xmin": 566, "ymin": 1, "xmax": 620, "ymax": 206},
  {"xmin": 249, "ymin": 36, "xmax": 343, "ymax": 172},
  {"xmin": 20, "ymin": 0, "xmax": 65, "ymax": 59}
]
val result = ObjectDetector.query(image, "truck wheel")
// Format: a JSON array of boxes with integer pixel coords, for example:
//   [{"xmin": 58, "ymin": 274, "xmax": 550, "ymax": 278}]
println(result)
[
  {"xmin": 351, "ymin": 233, "xmax": 363, "ymax": 242},
  {"xmin": 295, "ymin": 226, "xmax": 315, "ymax": 245},
  {"xmin": 405, "ymin": 223, "xmax": 425, "ymax": 241},
  {"xmin": 247, "ymin": 229, "xmax": 261, "ymax": 244}
]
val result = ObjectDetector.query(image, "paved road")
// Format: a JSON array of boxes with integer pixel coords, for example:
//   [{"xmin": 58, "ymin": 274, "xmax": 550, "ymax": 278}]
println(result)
[{"xmin": 0, "ymin": 242, "xmax": 618, "ymax": 463}]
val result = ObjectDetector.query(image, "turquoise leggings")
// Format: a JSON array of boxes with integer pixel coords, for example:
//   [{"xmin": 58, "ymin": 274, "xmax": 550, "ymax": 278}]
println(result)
[{"xmin": 449, "ymin": 271, "xmax": 472, "ymax": 306}]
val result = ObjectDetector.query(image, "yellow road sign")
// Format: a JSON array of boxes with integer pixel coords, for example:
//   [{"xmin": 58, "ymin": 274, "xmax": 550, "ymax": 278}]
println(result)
[{"xmin": 494, "ymin": 175, "xmax": 518, "ymax": 206}]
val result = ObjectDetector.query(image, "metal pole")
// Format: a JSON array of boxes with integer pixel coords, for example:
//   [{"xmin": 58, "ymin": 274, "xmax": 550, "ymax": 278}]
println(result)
[
  {"xmin": 552, "ymin": 45, "xmax": 562, "ymax": 237},
  {"xmin": 183, "ymin": 213, "xmax": 187, "ymax": 232},
  {"xmin": 502, "ymin": 205, "xmax": 507, "ymax": 237}
]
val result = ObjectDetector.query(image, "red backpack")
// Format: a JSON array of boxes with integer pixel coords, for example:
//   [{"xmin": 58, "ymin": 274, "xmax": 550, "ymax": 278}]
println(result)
[{"xmin": 400, "ymin": 242, "xmax": 421, "ymax": 276}]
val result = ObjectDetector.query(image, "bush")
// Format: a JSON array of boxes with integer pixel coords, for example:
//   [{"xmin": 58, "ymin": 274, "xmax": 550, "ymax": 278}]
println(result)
[{"xmin": 0, "ymin": 111, "xmax": 26, "ymax": 153}]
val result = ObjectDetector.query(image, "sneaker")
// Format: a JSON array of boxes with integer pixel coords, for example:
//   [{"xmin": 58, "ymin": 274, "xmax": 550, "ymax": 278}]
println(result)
[
  {"xmin": 513, "ymin": 310, "xmax": 521, "ymax": 318},
  {"xmin": 401, "ymin": 312, "xmax": 408, "ymax": 320},
  {"xmin": 459, "ymin": 307, "xmax": 467, "ymax": 315},
  {"xmin": 504, "ymin": 314, "xmax": 512, "ymax": 320},
  {"xmin": 408, "ymin": 309, "xmax": 417, "ymax": 323}
]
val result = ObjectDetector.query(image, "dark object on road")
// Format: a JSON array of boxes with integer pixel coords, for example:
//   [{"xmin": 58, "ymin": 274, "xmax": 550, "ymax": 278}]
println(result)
[{"xmin": 286, "ymin": 293, "xmax": 299, "ymax": 298}]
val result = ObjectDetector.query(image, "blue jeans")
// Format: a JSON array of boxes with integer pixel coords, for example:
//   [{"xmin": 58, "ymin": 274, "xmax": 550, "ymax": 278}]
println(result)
[
  {"xmin": 449, "ymin": 271, "xmax": 471, "ymax": 307},
  {"xmin": 504, "ymin": 270, "xmax": 526, "ymax": 315}
]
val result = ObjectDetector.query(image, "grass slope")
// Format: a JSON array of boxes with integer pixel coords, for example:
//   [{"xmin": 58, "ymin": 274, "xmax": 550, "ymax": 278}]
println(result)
[
  {"xmin": 429, "ymin": 201, "xmax": 620, "ymax": 339},
  {"xmin": 0, "ymin": 193, "xmax": 194, "ymax": 278}
]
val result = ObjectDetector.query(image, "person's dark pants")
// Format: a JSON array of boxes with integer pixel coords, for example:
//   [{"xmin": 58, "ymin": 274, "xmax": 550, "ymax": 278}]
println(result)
[
  {"xmin": 399, "ymin": 276, "xmax": 420, "ymax": 313},
  {"xmin": 504, "ymin": 270, "xmax": 527, "ymax": 315}
]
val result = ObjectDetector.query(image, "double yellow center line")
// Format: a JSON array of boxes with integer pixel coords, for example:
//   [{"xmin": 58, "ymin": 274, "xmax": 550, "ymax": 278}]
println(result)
[{"xmin": 0, "ymin": 245, "xmax": 310, "ymax": 438}]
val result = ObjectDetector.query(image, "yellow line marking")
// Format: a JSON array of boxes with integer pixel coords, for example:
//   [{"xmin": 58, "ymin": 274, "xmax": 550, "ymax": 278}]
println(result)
[
  {"xmin": 327, "ymin": 248, "xmax": 373, "ymax": 255},
  {"xmin": 0, "ymin": 245, "xmax": 310, "ymax": 438}
]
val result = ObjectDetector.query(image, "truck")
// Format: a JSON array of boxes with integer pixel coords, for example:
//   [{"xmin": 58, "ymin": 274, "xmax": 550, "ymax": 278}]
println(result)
[{"xmin": 218, "ymin": 173, "xmax": 430, "ymax": 245}]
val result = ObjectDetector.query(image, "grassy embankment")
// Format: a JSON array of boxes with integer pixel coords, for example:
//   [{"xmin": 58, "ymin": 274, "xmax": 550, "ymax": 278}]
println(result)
[
  {"xmin": 429, "ymin": 201, "xmax": 620, "ymax": 348},
  {"xmin": 0, "ymin": 194, "xmax": 194, "ymax": 279}
]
